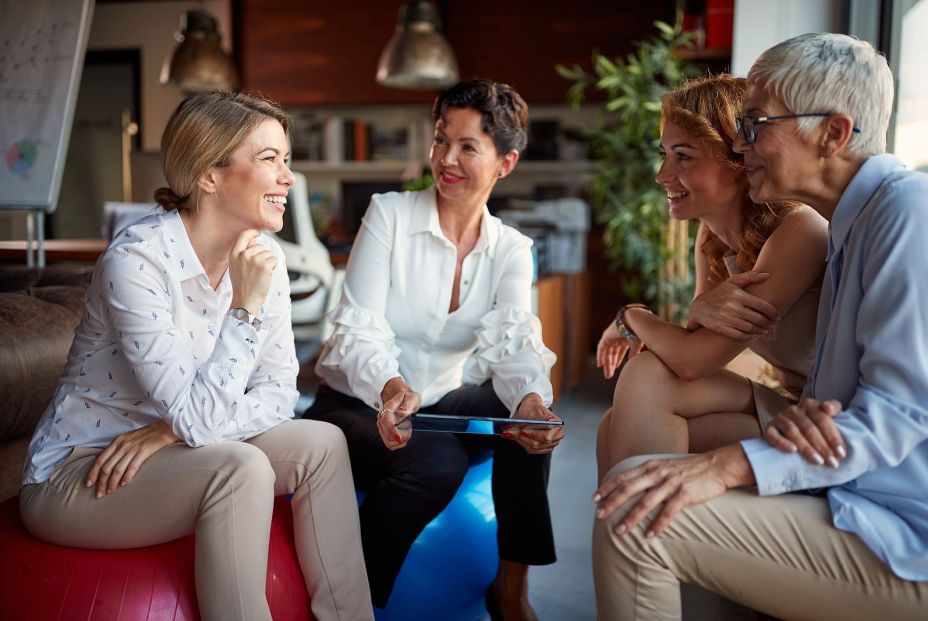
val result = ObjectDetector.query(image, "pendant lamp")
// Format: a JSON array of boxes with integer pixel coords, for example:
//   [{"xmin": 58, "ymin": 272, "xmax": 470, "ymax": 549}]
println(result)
[
  {"xmin": 376, "ymin": 1, "xmax": 459, "ymax": 90},
  {"xmin": 160, "ymin": 9, "xmax": 239, "ymax": 92}
]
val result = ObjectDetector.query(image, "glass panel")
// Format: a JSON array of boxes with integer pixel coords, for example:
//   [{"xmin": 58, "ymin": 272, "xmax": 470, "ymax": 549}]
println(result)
[{"xmin": 894, "ymin": 0, "xmax": 928, "ymax": 172}]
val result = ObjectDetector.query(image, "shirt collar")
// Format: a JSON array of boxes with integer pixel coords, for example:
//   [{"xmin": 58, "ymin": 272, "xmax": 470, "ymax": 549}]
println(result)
[
  {"xmin": 408, "ymin": 186, "xmax": 440, "ymax": 236},
  {"xmin": 159, "ymin": 208, "xmax": 211, "ymax": 284},
  {"xmin": 408, "ymin": 186, "xmax": 499, "ymax": 258},
  {"xmin": 828, "ymin": 154, "xmax": 905, "ymax": 260},
  {"xmin": 473, "ymin": 208, "xmax": 499, "ymax": 258}
]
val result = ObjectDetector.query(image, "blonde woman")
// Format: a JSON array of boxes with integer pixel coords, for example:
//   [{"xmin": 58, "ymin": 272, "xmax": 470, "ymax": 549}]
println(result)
[{"xmin": 20, "ymin": 92, "xmax": 372, "ymax": 621}]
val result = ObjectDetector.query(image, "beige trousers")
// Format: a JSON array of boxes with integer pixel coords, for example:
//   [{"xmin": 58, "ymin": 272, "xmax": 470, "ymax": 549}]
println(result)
[
  {"xmin": 593, "ymin": 455, "xmax": 928, "ymax": 621},
  {"xmin": 20, "ymin": 419, "xmax": 373, "ymax": 621}
]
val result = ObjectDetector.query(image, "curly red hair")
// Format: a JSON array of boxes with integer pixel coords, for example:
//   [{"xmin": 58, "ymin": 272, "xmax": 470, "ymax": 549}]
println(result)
[{"xmin": 661, "ymin": 75, "xmax": 799, "ymax": 283}]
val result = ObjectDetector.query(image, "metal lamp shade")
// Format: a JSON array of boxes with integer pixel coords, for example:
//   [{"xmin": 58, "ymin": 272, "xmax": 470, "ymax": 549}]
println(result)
[
  {"xmin": 160, "ymin": 10, "xmax": 239, "ymax": 92},
  {"xmin": 376, "ymin": 2, "xmax": 459, "ymax": 90}
]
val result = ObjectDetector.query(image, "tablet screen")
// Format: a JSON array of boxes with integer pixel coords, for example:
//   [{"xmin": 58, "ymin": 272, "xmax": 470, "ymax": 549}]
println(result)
[{"xmin": 407, "ymin": 413, "xmax": 563, "ymax": 435}]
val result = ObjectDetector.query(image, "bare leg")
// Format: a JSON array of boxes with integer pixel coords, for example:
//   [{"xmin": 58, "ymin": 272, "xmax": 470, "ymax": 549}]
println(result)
[
  {"xmin": 601, "ymin": 351, "xmax": 761, "ymax": 474},
  {"xmin": 491, "ymin": 560, "xmax": 538, "ymax": 621},
  {"xmin": 596, "ymin": 408, "xmax": 614, "ymax": 483}
]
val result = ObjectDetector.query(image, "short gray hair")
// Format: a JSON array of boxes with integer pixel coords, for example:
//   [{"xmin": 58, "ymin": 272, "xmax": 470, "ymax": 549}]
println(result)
[{"xmin": 748, "ymin": 33, "xmax": 893, "ymax": 158}]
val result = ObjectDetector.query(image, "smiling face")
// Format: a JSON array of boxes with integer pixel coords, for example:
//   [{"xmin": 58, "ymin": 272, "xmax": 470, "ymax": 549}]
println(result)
[
  {"xmin": 429, "ymin": 107, "xmax": 517, "ymax": 207},
  {"xmin": 210, "ymin": 118, "xmax": 294, "ymax": 233},
  {"xmin": 655, "ymin": 120, "xmax": 745, "ymax": 222},
  {"xmin": 735, "ymin": 81, "xmax": 821, "ymax": 204}
]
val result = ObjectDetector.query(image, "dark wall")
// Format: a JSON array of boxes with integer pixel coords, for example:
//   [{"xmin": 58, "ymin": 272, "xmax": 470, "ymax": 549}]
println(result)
[{"xmin": 237, "ymin": 0, "xmax": 675, "ymax": 105}]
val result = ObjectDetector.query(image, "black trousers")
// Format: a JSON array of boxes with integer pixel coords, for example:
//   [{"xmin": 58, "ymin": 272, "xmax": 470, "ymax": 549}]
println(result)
[{"xmin": 303, "ymin": 383, "xmax": 556, "ymax": 607}]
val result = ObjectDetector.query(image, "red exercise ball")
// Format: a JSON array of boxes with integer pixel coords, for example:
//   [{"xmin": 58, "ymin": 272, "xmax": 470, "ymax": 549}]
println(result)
[{"xmin": 0, "ymin": 496, "xmax": 312, "ymax": 621}]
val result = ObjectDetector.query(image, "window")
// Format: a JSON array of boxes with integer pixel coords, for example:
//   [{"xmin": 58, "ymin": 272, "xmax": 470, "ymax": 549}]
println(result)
[{"xmin": 891, "ymin": 0, "xmax": 928, "ymax": 171}]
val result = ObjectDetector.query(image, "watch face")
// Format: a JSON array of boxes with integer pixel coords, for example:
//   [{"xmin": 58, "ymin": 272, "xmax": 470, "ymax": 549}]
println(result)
[
  {"xmin": 230, "ymin": 308, "xmax": 251, "ymax": 323},
  {"xmin": 230, "ymin": 307, "xmax": 261, "ymax": 330}
]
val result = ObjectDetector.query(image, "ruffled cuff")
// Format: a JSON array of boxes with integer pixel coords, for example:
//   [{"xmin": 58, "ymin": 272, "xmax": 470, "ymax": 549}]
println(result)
[
  {"xmin": 463, "ymin": 304, "xmax": 556, "ymax": 415},
  {"xmin": 317, "ymin": 304, "xmax": 402, "ymax": 408}
]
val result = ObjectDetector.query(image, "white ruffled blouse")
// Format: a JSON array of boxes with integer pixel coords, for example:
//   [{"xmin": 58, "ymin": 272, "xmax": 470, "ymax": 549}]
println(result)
[{"xmin": 316, "ymin": 188, "xmax": 555, "ymax": 415}]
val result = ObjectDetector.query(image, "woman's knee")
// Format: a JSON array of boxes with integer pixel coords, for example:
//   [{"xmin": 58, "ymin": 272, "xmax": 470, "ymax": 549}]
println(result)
[
  {"xmin": 281, "ymin": 419, "xmax": 348, "ymax": 454},
  {"xmin": 615, "ymin": 352, "xmax": 673, "ymax": 391},
  {"xmin": 613, "ymin": 351, "xmax": 679, "ymax": 411},
  {"xmin": 216, "ymin": 442, "xmax": 276, "ymax": 490},
  {"xmin": 598, "ymin": 407, "xmax": 613, "ymax": 440}
]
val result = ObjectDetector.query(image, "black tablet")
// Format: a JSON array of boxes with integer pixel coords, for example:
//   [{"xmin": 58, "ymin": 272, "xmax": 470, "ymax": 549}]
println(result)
[{"xmin": 405, "ymin": 413, "xmax": 563, "ymax": 435}]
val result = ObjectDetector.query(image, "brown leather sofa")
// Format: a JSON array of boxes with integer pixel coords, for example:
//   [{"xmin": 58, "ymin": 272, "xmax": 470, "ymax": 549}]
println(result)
[{"xmin": 0, "ymin": 265, "xmax": 90, "ymax": 501}]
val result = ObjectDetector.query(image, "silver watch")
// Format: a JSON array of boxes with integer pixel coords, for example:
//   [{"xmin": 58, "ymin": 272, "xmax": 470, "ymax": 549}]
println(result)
[{"xmin": 228, "ymin": 307, "xmax": 262, "ymax": 331}]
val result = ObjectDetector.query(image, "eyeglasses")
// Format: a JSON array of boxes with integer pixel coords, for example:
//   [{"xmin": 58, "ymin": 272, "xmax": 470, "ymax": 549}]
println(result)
[{"xmin": 735, "ymin": 113, "xmax": 862, "ymax": 144}]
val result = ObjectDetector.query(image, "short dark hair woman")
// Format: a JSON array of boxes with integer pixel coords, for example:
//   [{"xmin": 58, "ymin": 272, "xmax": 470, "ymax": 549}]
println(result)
[{"xmin": 304, "ymin": 79, "xmax": 565, "ymax": 618}]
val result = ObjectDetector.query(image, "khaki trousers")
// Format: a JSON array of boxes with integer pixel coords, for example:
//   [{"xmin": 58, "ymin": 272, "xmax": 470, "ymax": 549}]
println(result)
[
  {"xmin": 20, "ymin": 419, "xmax": 373, "ymax": 621},
  {"xmin": 593, "ymin": 455, "xmax": 928, "ymax": 621}
]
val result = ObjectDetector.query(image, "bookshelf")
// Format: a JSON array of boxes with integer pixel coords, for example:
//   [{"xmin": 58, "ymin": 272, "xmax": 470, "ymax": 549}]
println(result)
[{"xmin": 287, "ymin": 103, "xmax": 599, "ymax": 233}]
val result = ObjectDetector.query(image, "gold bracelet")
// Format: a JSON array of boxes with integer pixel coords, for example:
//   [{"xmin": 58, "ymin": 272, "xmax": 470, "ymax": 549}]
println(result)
[{"xmin": 614, "ymin": 303, "xmax": 650, "ymax": 340}]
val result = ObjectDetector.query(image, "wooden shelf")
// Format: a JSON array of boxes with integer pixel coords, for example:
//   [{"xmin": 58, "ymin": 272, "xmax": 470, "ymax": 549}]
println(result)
[
  {"xmin": 0, "ymin": 239, "xmax": 107, "ymax": 263},
  {"xmin": 517, "ymin": 161, "xmax": 596, "ymax": 174},
  {"xmin": 290, "ymin": 159, "xmax": 596, "ymax": 177},
  {"xmin": 676, "ymin": 46, "xmax": 731, "ymax": 61},
  {"xmin": 290, "ymin": 160, "xmax": 413, "ymax": 178}
]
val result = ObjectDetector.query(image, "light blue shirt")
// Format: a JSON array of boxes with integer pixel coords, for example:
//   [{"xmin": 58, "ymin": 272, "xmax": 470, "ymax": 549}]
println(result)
[{"xmin": 742, "ymin": 155, "xmax": 928, "ymax": 581}]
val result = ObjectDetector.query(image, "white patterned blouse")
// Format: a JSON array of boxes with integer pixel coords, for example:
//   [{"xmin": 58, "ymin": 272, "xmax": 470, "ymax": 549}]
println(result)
[{"xmin": 23, "ymin": 209, "xmax": 298, "ymax": 485}]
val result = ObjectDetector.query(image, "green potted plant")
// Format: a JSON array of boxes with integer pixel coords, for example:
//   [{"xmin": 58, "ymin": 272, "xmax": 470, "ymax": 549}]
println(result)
[{"xmin": 557, "ymin": 22, "xmax": 698, "ymax": 321}]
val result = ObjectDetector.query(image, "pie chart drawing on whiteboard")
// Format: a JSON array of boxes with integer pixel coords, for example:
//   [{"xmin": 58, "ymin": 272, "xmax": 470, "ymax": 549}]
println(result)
[{"xmin": 5, "ymin": 140, "xmax": 37, "ymax": 176}]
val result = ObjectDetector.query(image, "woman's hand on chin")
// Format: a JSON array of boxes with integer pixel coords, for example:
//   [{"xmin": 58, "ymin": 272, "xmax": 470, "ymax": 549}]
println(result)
[
  {"xmin": 229, "ymin": 228, "xmax": 277, "ymax": 314},
  {"xmin": 377, "ymin": 378, "xmax": 421, "ymax": 450},
  {"xmin": 504, "ymin": 393, "xmax": 564, "ymax": 454},
  {"xmin": 86, "ymin": 420, "xmax": 182, "ymax": 499}
]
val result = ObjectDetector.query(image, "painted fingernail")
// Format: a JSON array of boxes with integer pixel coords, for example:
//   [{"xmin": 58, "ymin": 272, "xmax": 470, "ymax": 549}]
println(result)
[
  {"xmin": 615, "ymin": 523, "xmax": 627, "ymax": 535},
  {"xmin": 397, "ymin": 407, "xmax": 407, "ymax": 413},
  {"xmin": 519, "ymin": 431, "xmax": 529, "ymax": 437},
  {"xmin": 591, "ymin": 492, "xmax": 602, "ymax": 503},
  {"xmin": 501, "ymin": 432, "xmax": 513, "ymax": 440},
  {"xmin": 812, "ymin": 452, "xmax": 825, "ymax": 465},
  {"xmin": 827, "ymin": 456, "xmax": 840, "ymax": 469},
  {"xmin": 393, "ymin": 434, "xmax": 403, "ymax": 443},
  {"xmin": 786, "ymin": 443, "xmax": 798, "ymax": 453},
  {"xmin": 836, "ymin": 446, "xmax": 847, "ymax": 458}
]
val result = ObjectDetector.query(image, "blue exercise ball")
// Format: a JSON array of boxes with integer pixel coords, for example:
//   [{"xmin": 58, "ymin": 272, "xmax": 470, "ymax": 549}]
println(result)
[{"xmin": 373, "ymin": 448, "xmax": 498, "ymax": 621}]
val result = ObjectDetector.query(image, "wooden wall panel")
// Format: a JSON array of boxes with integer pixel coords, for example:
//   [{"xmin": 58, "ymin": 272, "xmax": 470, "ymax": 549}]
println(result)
[
  {"xmin": 536, "ymin": 274, "xmax": 566, "ymax": 404},
  {"xmin": 442, "ymin": 0, "xmax": 674, "ymax": 103},
  {"xmin": 238, "ymin": 0, "xmax": 674, "ymax": 105}
]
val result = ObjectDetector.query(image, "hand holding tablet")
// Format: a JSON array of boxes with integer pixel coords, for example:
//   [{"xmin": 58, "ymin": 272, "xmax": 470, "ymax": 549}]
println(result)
[{"xmin": 404, "ymin": 413, "xmax": 564, "ymax": 436}]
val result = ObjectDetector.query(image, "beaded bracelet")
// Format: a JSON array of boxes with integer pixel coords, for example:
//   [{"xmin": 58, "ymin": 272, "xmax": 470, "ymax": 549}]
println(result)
[{"xmin": 614, "ymin": 303, "xmax": 650, "ymax": 340}]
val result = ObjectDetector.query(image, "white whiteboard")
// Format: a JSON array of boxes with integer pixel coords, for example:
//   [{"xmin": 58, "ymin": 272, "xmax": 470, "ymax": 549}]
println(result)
[{"xmin": 0, "ymin": 0, "xmax": 94, "ymax": 212}]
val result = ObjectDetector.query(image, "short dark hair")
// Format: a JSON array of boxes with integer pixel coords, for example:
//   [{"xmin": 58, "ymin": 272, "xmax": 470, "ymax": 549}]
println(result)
[{"xmin": 432, "ymin": 79, "xmax": 528, "ymax": 154}]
